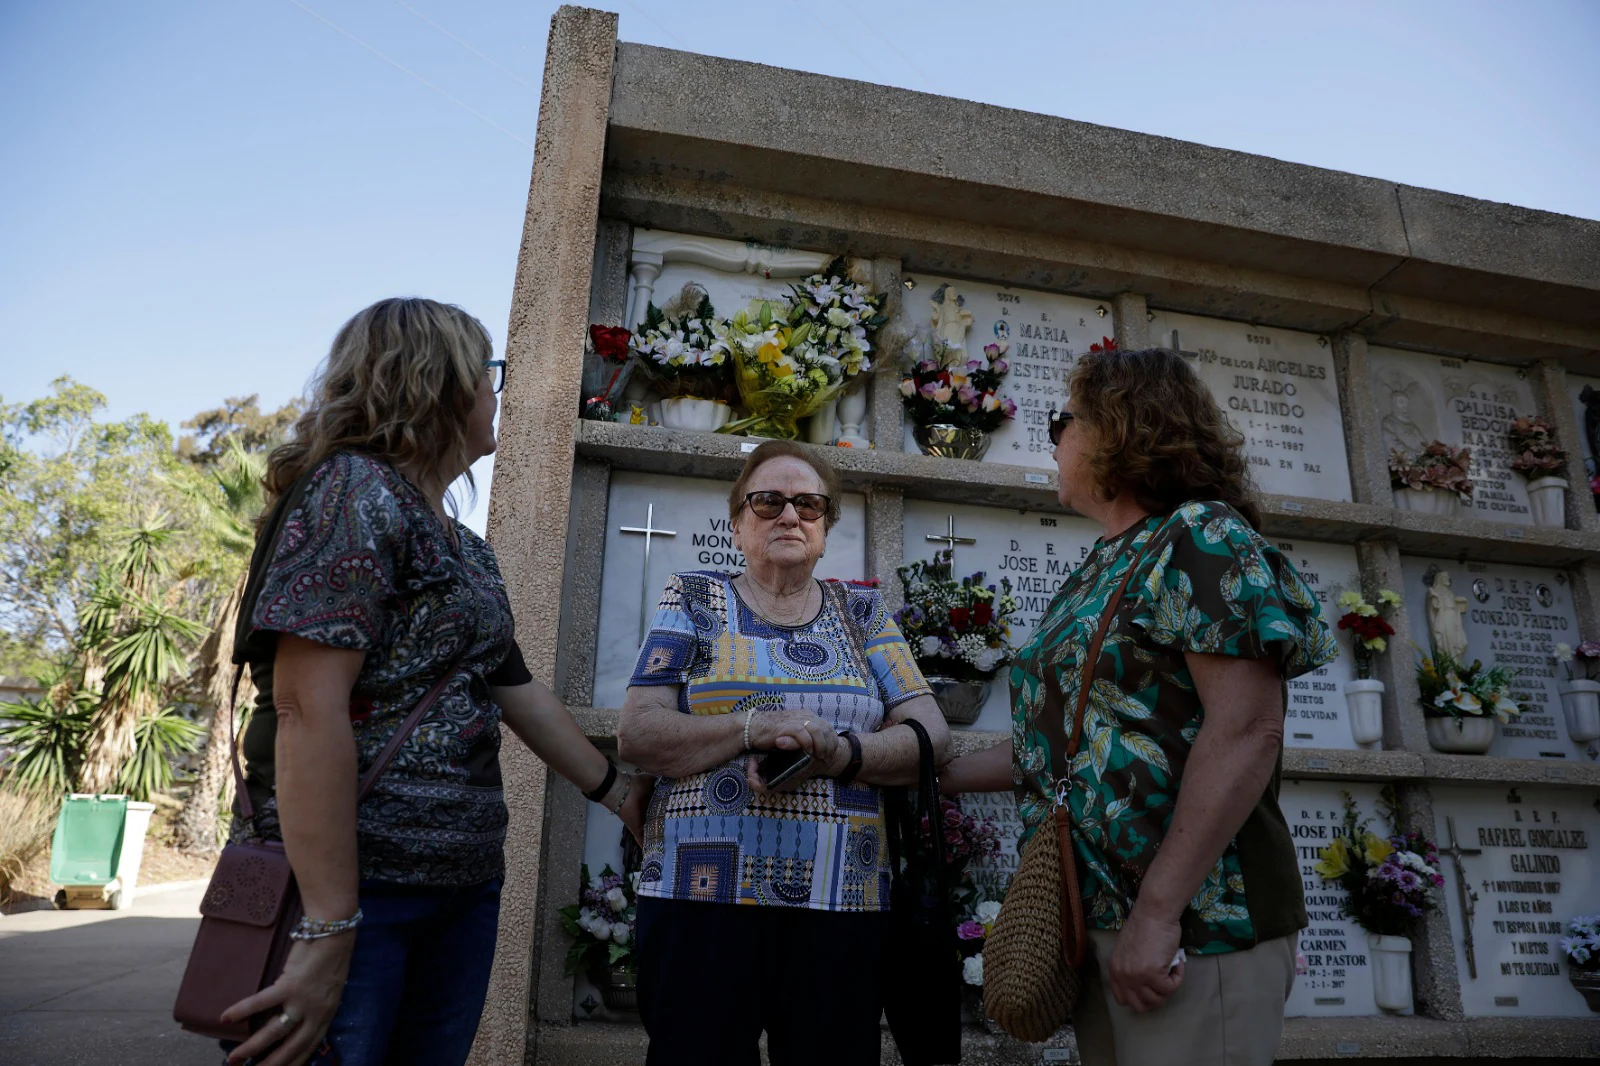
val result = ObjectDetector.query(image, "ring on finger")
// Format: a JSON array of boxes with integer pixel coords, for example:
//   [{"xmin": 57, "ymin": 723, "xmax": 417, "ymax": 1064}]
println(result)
[{"xmin": 278, "ymin": 1011, "xmax": 300, "ymax": 1027}]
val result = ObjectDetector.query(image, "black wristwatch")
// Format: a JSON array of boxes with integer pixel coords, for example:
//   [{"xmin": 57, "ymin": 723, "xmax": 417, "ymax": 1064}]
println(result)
[{"xmin": 835, "ymin": 730, "xmax": 863, "ymax": 786}]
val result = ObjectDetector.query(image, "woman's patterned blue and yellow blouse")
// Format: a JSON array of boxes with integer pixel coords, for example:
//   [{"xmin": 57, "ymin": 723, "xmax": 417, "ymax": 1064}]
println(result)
[{"xmin": 630, "ymin": 571, "xmax": 930, "ymax": 912}]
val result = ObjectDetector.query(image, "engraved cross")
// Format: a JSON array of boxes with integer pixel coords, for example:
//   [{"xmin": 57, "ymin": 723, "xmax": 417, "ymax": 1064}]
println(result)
[
  {"xmin": 1439, "ymin": 816, "xmax": 1484, "ymax": 980},
  {"xmin": 925, "ymin": 515, "xmax": 976, "ymax": 568},
  {"xmin": 620, "ymin": 503, "xmax": 678, "ymax": 646}
]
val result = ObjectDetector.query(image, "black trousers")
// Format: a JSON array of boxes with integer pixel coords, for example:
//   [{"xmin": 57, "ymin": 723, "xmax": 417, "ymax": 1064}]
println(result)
[{"xmin": 636, "ymin": 896, "xmax": 890, "ymax": 1066}]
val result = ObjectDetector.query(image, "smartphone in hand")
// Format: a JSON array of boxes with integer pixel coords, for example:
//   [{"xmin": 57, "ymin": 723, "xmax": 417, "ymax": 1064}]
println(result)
[{"xmin": 757, "ymin": 748, "xmax": 813, "ymax": 789}]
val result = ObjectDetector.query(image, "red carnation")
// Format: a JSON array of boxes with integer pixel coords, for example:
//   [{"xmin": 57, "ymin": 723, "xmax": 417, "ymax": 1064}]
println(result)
[
  {"xmin": 949, "ymin": 607, "xmax": 971, "ymax": 630},
  {"xmin": 589, "ymin": 324, "xmax": 632, "ymax": 363},
  {"xmin": 972, "ymin": 602, "xmax": 994, "ymax": 626},
  {"xmin": 1089, "ymin": 336, "xmax": 1117, "ymax": 353}
]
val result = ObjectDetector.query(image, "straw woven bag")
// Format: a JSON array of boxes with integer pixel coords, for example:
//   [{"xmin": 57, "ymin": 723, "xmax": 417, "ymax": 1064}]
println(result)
[{"xmin": 983, "ymin": 555, "xmax": 1144, "ymax": 1042}]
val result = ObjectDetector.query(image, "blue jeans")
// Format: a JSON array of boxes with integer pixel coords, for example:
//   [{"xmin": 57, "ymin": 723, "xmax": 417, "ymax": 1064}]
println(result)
[{"xmin": 225, "ymin": 877, "xmax": 502, "ymax": 1066}]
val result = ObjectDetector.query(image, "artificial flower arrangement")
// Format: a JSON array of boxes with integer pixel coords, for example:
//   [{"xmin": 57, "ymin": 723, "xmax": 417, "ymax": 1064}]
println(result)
[
  {"xmin": 1389, "ymin": 441, "xmax": 1475, "ymax": 502},
  {"xmin": 1507, "ymin": 415, "xmax": 1567, "ymax": 478},
  {"xmin": 1563, "ymin": 915, "xmax": 1600, "ymax": 971},
  {"xmin": 559, "ymin": 863, "xmax": 639, "ymax": 977},
  {"xmin": 1553, "ymin": 641, "xmax": 1600, "ymax": 681},
  {"xmin": 895, "ymin": 550, "xmax": 1019, "ymax": 682},
  {"xmin": 898, "ymin": 339, "xmax": 1017, "ymax": 431},
  {"xmin": 957, "ymin": 899, "xmax": 1003, "ymax": 989},
  {"xmin": 582, "ymin": 324, "xmax": 634, "ymax": 421},
  {"xmin": 629, "ymin": 286, "xmax": 736, "ymax": 401},
  {"xmin": 1416, "ymin": 651, "xmax": 1522, "ymax": 722},
  {"xmin": 922, "ymin": 795, "xmax": 1003, "ymax": 916},
  {"xmin": 1336, "ymin": 588, "xmax": 1401, "ymax": 679},
  {"xmin": 1314, "ymin": 790, "xmax": 1443, "ymax": 936},
  {"xmin": 716, "ymin": 259, "xmax": 885, "ymax": 438}
]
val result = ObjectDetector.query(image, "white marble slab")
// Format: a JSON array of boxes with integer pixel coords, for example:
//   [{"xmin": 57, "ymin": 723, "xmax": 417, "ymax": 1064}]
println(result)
[
  {"xmin": 1282, "ymin": 780, "xmax": 1396, "ymax": 1017},
  {"xmin": 1400, "ymin": 556, "xmax": 1597, "ymax": 761},
  {"xmin": 1432, "ymin": 785, "xmax": 1599, "ymax": 1017},
  {"xmin": 895, "ymin": 273, "xmax": 1110, "ymax": 470},
  {"xmin": 1147, "ymin": 310, "xmax": 1352, "ymax": 501},
  {"xmin": 1273, "ymin": 538, "xmax": 1362, "ymax": 750},
  {"xmin": 592, "ymin": 472, "xmax": 867, "ymax": 709},
  {"xmin": 961, "ymin": 789, "xmax": 1022, "ymax": 906},
  {"xmin": 1368, "ymin": 348, "xmax": 1540, "ymax": 525}
]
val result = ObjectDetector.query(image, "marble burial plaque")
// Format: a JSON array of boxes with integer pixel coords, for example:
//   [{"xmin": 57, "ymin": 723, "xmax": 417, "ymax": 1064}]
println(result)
[
  {"xmin": 1570, "ymin": 374, "xmax": 1600, "ymax": 487},
  {"xmin": 1147, "ymin": 310, "xmax": 1352, "ymax": 501},
  {"xmin": 1400, "ymin": 556, "xmax": 1595, "ymax": 761},
  {"xmin": 901, "ymin": 499, "xmax": 1103, "ymax": 730},
  {"xmin": 1273, "ymin": 539, "xmax": 1361, "ymax": 750},
  {"xmin": 897, "ymin": 273, "xmax": 1108, "ymax": 470},
  {"xmin": 1282, "ymin": 780, "xmax": 1394, "ymax": 1017},
  {"xmin": 571, "ymin": 801, "xmax": 634, "ymax": 1020},
  {"xmin": 1369, "ymin": 348, "xmax": 1538, "ymax": 525},
  {"xmin": 1432, "ymin": 785, "xmax": 1599, "ymax": 1017},
  {"xmin": 961, "ymin": 790, "xmax": 1023, "ymax": 904},
  {"xmin": 592, "ymin": 472, "xmax": 867, "ymax": 709}
]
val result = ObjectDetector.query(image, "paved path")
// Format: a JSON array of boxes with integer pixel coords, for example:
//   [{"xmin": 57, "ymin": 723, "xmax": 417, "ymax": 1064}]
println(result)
[{"xmin": 0, "ymin": 880, "xmax": 219, "ymax": 1065}]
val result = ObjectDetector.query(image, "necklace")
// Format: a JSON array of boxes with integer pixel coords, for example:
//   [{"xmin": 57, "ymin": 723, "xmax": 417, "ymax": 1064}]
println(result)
[{"xmin": 738, "ymin": 575, "xmax": 817, "ymax": 626}]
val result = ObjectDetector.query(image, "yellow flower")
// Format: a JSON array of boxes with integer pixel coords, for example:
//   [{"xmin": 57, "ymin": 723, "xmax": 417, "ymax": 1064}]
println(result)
[
  {"xmin": 1363, "ymin": 832, "xmax": 1394, "ymax": 865},
  {"xmin": 1356, "ymin": 603, "xmax": 1377, "ymax": 617},
  {"xmin": 1314, "ymin": 836, "xmax": 1350, "ymax": 879},
  {"xmin": 1362, "ymin": 637, "xmax": 1387, "ymax": 653},
  {"xmin": 1337, "ymin": 591, "xmax": 1363, "ymax": 610},
  {"xmin": 1377, "ymin": 589, "xmax": 1402, "ymax": 607}
]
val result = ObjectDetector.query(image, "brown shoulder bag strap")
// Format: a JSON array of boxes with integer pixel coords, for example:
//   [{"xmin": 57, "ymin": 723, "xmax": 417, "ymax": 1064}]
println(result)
[{"xmin": 1055, "ymin": 538, "xmax": 1149, "ymax": 968}]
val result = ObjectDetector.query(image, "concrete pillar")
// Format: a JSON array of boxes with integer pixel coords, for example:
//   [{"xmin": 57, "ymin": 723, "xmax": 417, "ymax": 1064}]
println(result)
[
  {"xmin": 1111, "ymin": 292, "xmax": 1149, "ymax": 350},
  {"xmin": 867, "ymin": 487, "xmax": 905, "ymax": 615},
  {"xmin": 1332, "ymin": 332, "xmax": 1390, "ymax": 506},
  {"xmin": 1355, "ymin": 539, "xmax": 1429, "ymax": 753},
  {"xmin": 1394, "ymin": 782, "xmax": 1465, "ymax": 1020},
  {"xmin": 868, "ymin": 257, "xmax": 906, "ymax": 453},
  {"xmin": 552, "ymin": 458, "xmax": 611, "ymax": 708},
  {"xmin": 476, "ymin": 8, "xmax": 618, "ymax": 1065},
  {"xmin": 1529, "ymin": 359, "xmax": 1600, "ymax": 533}
]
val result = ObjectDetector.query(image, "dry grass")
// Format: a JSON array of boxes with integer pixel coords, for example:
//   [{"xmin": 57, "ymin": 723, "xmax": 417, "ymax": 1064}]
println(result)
[{"xmin": 0, "ymin": 789, "xmax": 59, "ymax": 908}]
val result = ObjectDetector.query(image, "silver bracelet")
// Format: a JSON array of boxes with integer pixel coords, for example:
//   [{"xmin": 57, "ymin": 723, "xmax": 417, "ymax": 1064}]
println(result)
[
  {"xmin": 289, "ymin": 908, "xmax": 364, "ymax": 941},
  {"xmin": 743, "ymin": 707, "xmax": 756, "ymax": 751}
]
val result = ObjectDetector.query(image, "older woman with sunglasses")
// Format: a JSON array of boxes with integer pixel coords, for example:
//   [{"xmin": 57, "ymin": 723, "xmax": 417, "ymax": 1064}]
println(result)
[{"xmin": 618, "ymin": 439, "xmax": 948, "ymax": 1066}]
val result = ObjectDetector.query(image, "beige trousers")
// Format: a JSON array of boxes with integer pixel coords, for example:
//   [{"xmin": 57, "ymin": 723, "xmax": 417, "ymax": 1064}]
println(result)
[{"xmin": 1073, "ymin": 929, "xmax": 1297, "ymax": 1066}]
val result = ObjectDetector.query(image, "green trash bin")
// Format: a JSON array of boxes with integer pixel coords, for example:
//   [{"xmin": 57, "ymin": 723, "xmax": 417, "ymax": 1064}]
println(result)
[{"xmin": 49, "ymin": 794, "xmax": 155, "ymax": 910}]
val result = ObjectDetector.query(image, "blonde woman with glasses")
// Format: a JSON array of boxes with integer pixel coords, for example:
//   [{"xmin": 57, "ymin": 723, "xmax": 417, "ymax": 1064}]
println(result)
[{"xmin": 214, "ymin": 298, "xmax": 646, "ymax": 1066}]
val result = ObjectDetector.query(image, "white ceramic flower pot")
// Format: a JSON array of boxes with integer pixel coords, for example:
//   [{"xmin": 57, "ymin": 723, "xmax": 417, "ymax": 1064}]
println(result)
[
  {"xmin": 1367, "ymin": 933, "xmax": 1413, "ymax": 1012},
  {"xmin": 1425, "ymin": 714, "xmax": 1496, "ymax": 754},
  {"xmin": 836, "ymin": 384, "xmax": 871, "ymax": 448},
  {"xmin": 806, "ymin": 398, "xmax": 839, "ymax": 444},
  {"xmin": 658, "ymin": 397, "xmax": 732, "ymax": 432},
  {"xmin": 1557, "ymin": 679, "xmax": 1600, "ymax": 743},
  {"xmin": 1394, "ymin": 486, "xmax": 1460, "ymax": 517},
  {"xmin": 1526, "ymin": 476, "xmax": 1569, "ymax": 528},
  {"xmin": 1342, "ymin": 679, "xmax": 1385, "ymax": 748}
]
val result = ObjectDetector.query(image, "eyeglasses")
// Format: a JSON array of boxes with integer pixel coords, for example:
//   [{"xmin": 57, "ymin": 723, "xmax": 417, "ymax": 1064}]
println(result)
[
  {"xmin": 483, "ymin": 359, "xmax": 506, "ymax": 395},
  {"xmin": 1047, "ymin": 409, "xmax": 1076, "ymax": 446},
  {"xmin": 743, "ymin": 491, "xmax": 831, "ymax": 522}
]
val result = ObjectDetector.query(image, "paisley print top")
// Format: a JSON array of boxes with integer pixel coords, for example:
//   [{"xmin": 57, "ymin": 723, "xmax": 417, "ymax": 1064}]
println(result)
[
  {"xmin": 629, "ymin": 571, "xmax": 930, "ymax": 912},
  {"xmin": 234, "ymin": 452, "xmax": 517, "ymax": 886},
  {"xmin": 1011, "ymin": 501, "xmax": 1337, "ymax": 954}
]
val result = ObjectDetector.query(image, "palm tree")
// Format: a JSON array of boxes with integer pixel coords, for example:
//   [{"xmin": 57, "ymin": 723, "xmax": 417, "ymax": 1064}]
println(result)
[{"xmin": 171, "ymin": 438, "xmax": 266, "ymax": 851}]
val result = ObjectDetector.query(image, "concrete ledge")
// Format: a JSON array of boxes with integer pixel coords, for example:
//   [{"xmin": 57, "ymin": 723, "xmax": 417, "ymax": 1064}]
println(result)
[
  {"xmin": 1283, "ymin": 748, "xmax": 1425, "ymax": 782},
  {"xmin": 1420, "ymin": 752, "xmax": 1600, "ymax": 789}
]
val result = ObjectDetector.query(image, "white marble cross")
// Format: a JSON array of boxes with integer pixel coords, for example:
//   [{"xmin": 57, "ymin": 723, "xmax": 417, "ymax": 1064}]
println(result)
[
  {"xmin": 924, "ymin": 514, "xmax": 977, "ymax": 562},
  {"xmin": 618, "ymin": 503, "xmax": 677, "ymax": 646}
]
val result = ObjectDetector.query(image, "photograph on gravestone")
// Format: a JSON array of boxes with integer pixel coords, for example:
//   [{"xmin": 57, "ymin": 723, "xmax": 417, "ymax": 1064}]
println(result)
[
  {"xmin": 1401, "ymin": 556, "xmax": 1597, "ymax": 761},
  {"xmin": 1432, "ymin": 785, "xmax": 1600, "ymax": 1017},
  {"xmin": 896, "ymin": 274, "xmax": 1107, "ymax": 469},
  {"xmin": 592, "ymin": 472, "xmax": 867, "ymax": 710},
  {"xmin": 1369, "ymin": 347, "xmax": 1539, "ymax": 525},
  {"xmin": 1570, "ymin": 375, "xmax": 1600, "ymax": 495},
  {"xmin": 1146, "ymin": 310, "xmax": 1352, "ymax": 501},
  {"xmin": 1282, "ymin": 780, "xmax": 1396, "ymax": 1017}
]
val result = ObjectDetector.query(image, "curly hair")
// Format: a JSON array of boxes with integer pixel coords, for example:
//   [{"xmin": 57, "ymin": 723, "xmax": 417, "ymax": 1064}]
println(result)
[
  {"xmin": 264, "ymin": 297, "xmax": 492, "ymax": 516},
  {"xmin": 1068, "ymin": 347, "xmax": 1262, "ymax": 529}
]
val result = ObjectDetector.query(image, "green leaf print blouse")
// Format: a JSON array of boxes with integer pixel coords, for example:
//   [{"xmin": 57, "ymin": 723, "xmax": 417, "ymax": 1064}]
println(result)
[{"xmin": 1011, "ymin": 500, "xmax": 1338, "ymax": 955}]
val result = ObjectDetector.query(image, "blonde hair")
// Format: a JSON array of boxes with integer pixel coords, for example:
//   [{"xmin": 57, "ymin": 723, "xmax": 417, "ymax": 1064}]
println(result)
[{"xmin": 265, "ymin": 297, "xmax": 492, "ymax": 515}]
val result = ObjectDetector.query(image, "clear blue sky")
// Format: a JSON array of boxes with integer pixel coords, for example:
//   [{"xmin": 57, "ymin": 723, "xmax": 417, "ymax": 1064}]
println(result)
[{"xmin": 3, "ymin": 0, "xmax": 1597, "ymax": 532}]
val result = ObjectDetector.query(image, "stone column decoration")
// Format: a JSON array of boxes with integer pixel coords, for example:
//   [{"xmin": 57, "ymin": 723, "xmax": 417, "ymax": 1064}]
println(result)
[
  {"xmin": 1394, "ymin": 781, "xmax": 1466, "ymax": 1021},
  {"xmin": 1332, "ymin": 332, "xmax": 1389, "ymax": 505},
  {"xmin": 1111, "ymin": 292, "xmax": 1150, "ymax": 351},
  {"xmin": 1530, "ymin": 359, "xmax": 1600, "ymax": 533},
  {"xmin": 867, "ymin": 487, "xmax": 905, "ymax": 615},
  {"xmin": 473, "ymin": 8, "xmax": 617, "ymax": 1065},
  {"xmin": 1356, "ymin": 539, "xmax": 1429, "ymax": 753},
  {"xmin": 867, "ymin": 256, "xmax": 905, "ymax": 453}
]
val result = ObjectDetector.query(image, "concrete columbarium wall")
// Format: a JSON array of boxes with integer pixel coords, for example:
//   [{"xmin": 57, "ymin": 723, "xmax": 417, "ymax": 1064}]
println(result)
[{"xmin": 485, "ymin": 7, "xmax": 1600, "ymax": 1063}]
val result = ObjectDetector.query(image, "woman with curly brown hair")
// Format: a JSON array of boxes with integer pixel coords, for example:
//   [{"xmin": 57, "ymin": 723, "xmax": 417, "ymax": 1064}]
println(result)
[{"xmin": 943, "ymin": 348, "xmax": 1336, "ymax": 1066}]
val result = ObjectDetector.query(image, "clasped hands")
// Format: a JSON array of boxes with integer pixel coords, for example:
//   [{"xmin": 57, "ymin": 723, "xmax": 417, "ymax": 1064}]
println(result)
[{"xmin": 743, "ymin": 709, "xmax": 848, "ymax": 794}]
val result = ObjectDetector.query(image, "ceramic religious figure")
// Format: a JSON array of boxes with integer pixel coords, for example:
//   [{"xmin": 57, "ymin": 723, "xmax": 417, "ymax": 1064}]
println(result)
[
  {"xmin": 930, "ymin": 284, "xmax": 974, "ymax": 352},
  {"xmin": 1381, "ymin": 385, "xmax": 1428, "ymax": 455},
  {"xmin": 1425, "ymin": 570, "xmax": 1471, "ymax": 663}
]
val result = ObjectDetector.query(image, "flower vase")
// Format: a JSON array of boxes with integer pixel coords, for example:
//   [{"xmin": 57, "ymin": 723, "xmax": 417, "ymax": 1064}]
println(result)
[
  {"xmin": 1569, "ymin": 969, "xmax": 1600, "ymax": 1012},
  {"xmin": 658, "ymin": 397, "xmax": 732, "ymax": 432},
  {"xmin": 915, "ymin": 424, "xmax": 991, "ymax": 461},
  {"xmin": 1394, "ymin": 487, "xmax": 1460, "ymax": 517},
  {"xmin": 1527, "ymin": 476, "xmax": 1569, "ymax": 528},
  {"xmin": 805, "ymin": 398, "xmax": 839, "ymax": 445},
  {"xmin": 1367, "ymin": 934, "xmax": 1413, "ymax": 1012},
  {"xmin": 596, "ymin": 967, "xmax": 638, "ymax": 1012},
  {"xmin": 835, "ymin": 383, "xmax": 871, "ymax": 448},
  {"xmin": 1424, "ymin": 715, "xmax": 1496, "ymax": 754},
  {"xmin": 1557, "ymin": 679, "xmax": 1600, "ymax": 743},
  {"xmin": 926, "ymin": 676, "xmax": 990, "ymax": 726},
  {"xmin": 1342, "ymin": 679, "xmax": 1385, "ymax": 748}
]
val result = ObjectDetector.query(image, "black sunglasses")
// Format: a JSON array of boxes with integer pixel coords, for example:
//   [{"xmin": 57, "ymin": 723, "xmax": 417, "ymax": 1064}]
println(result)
[
  {"xmin": 1047, "ymin": 409, "xmax": 1076, "ymax": 446},
  {"xmin": 743, "ymin": 491, "xmax": 831, "ymax": 522},
  {"xmin": 483, "ymin": 358, "xmax": 506, "ymax": 395}
]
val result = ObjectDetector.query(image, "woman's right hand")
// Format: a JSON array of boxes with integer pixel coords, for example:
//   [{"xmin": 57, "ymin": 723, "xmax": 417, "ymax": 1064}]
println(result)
[
  {"xmin": 221, "ymin": 934, "xmax": 355, "ymax": 1066},
  {"xmin": 744, "ymin": 709, "xmax": 821, "ymax": 752}
]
